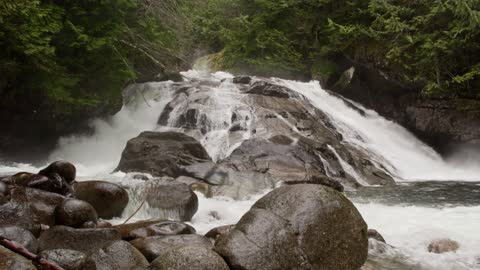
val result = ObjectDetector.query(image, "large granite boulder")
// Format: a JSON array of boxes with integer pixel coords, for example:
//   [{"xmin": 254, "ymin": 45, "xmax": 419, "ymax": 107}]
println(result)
[
  {"xmin": 39, "ymin": 161, "xmax": 77, "ymax": 183},
  {"xmin": 148, "ymin": 245, "xmax": 229, "ymax": 270},
  {"xmin": 215, "ymin": 184, "xmax": 368, "ymax": 270},
  {"xmin": 40, "ymin": 249, "xmax": 95, "ymax": 270},
  {"xmin": 144, "ymin": 179, "xmax": 198, "ymax": 221},
  {"xmin": 54, "ymin": 198, "xmax": 98, "ymax": 228},
  {"xmin": 73, "ymin": 181, "xmax": 129, "ymax": 219},
  {"xmin": 116, "ymin": 131, "xmax": 211, "ymax": 177}
]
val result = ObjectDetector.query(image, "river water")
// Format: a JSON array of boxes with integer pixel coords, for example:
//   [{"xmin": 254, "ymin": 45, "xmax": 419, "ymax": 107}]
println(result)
[{"xmin": 1, "ymin": 70, "xmax": 479, "ymax": 269}]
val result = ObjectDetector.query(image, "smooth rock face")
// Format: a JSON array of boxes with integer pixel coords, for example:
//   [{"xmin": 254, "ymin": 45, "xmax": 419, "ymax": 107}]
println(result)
[
  {"xmin": 55, "ymin": 199, "xmax": 98, "ymax": 228},
  {"xmin": 148, "ymin": 245, "xmax": 229, "ymax": 270},
  {"xmin": 128, "ymin": 221, "xmax": 196, "ymax": 240},
  {"xmin": 115, "ymin": 131, "xmax": 211, "ymax": 177},
  {"xmin": 39, "ymin": 161, "xmax": 77, "ymax": 183},
  {"xmin": 428, "ymin": 239, "xmax": 460, "ymax": 254},
  {"xmin": 89, "ymin": 240, "xmax": 149, "ymax": 270},
  {"xmin": 145, "ymin": 180, "xmax": 198, "ymax": 221},
  {"xmin": 0, "ymin": 245, "xmax": 37, "ymax": 270},
  {"xmin": 130, "ymin": 234, "xmax": 213, "ymax": 262},
  {"xmin": 40, "ymin": 249, "xmax": 94, "ymax": 270},
  {"xmin": 215, "ymin": 184, "xmax": 368, "ymax": 270},
  {"xmin": 114, "ymin": 219, "xmax": 166, "ymax": 240},
  {"xmin": 38, "ymin": 226, "xmax": 121, "ymax": 254},
  {"xmin": 0, "ymin": 187, "xmax": 65, "ymax": 229},
  {"xmin": 73, "ymin": 181, "xmax": 129, "ymax": 219},
  {"xmin": 367, "ymin": 229, "xmax": 386, "ymax": 243},
  {"xmin": 0, "ymin": 226, "xmax": 38, "ymax": 253},
  {"xmin": 246, "ymin": 81, "xmax": 301, "ymax": 99},
  {"xmin": 25, "ymin": 173, "xmax": 73, "ymax": 196}
]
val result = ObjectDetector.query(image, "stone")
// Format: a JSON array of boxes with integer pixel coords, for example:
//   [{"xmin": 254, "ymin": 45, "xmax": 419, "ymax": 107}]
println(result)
[
  {"xmin": 89, "ymin": 240, "xmax": 149, "ymax": 270},
  {"xmin": 39, "ymin": 160, "xmax": 77, "ymax": 183},
  {"xmin": 38, "ymin": 225, "xmax": 121, "ymax": 254},
  {"xmin": 283, "ymin": 175, "xmax": 344, "ymax": 192},
  {"xmin": 40, "ymin": 249, "xmax": 95, "ymax": 270},
  {"xmin": 215, "ymin": 184, "xmax": 368, "ymax": 270},
  {"xmin": 145, "ymin": 179, "xmax": 198, "ymax": 221},
  {"xmin": 130, "ymin": 234, "xmax": 213, "ymax": 262},
  {"xmin": 0, "ymin": 187, "xmax": 65, "ymax": 229},
  {"xmin": 204, "ymin": 225, "xmax": 235, "ymax": 242},
  {"xmin": 0, "ymin": 245, "xmax": 36, "ymax": 270},
  {"xmin": 128, "ymin": 221, "xmax": 196, "ymax": 240},
  {"xmin": 73, "ymin": 181, "xmax": 129, "ymax": 219},
  {"xmin": 55, "ymin": 199, "xmax": 98, "ymax": 228},
  {"xmin": 147, "ymin": 245, "xmax": 229, "ymax": 270},
  {"xmin": 246, "ymin": 81, "xmax": 300, "ymax": 99},
  {"xmin": 0, "ymin": 226, "xmax": 38, "ymax": 253},
  {"xmin": 115, "ymin": 131, "xmax": 211, "ymax": 177},
  {"xmin": 428, "ymin": 238, "xmax": 460, "ymax": 254}
]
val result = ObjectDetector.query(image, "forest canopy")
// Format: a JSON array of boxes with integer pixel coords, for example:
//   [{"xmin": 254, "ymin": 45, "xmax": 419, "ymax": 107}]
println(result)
[
  {"xmin": 1, "ymin": 0, "xmax": 479, "ymax": 109},
  {"xmin": 193, "ymin": 0, "xmax": 480, "ymax": 96}
]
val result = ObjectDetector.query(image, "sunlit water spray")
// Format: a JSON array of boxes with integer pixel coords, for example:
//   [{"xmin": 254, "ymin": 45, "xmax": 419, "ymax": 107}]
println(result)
[{"xmin": 1, "ymin": 70, "xmax": 480, "ymax": 269}]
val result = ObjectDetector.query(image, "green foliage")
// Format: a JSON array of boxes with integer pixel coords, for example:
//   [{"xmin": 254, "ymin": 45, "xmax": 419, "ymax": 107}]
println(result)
[
  {"xmin": 195, "ymin": 0, "xmax": 480, "ymax": 96},
  {"xmin": 0, "ymin": 0, "xmax": 191, "ymax": 114}
]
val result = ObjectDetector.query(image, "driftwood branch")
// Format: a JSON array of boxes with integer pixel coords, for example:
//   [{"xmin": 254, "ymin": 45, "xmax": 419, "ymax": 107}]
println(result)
[
  {"xmin": 0, "ymin": 236, "xmax": 65, "ymax": 270},
  {"xmin": 117, "ymin": 39, "xmax": 166, "ymax": 69},
  {"xmin": 122, "ymin": 198, "xmax": 147, "ymax": 225}
]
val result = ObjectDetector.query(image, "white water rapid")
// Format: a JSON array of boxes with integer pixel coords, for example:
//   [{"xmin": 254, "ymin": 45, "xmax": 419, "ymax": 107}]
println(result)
[{"xmin": 1, "ymin": 70, "xmax": 479, "ymax": 269}]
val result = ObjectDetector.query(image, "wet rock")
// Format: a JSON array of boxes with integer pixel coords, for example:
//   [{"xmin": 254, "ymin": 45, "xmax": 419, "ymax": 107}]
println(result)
[
  {"xmin": 133, "ymin": 174, "xmax": 150, "ymax": 181},
  {"xmin": 368, "ymin": 229, "xmax": 386, "ymax": 243},
  {"xmin": 38, "ymin": 225, "xmax": 121, "ymax": 254},
  {"xmin": 215, "ymin": 184, "xmax": 368, "ymax": 270},
  {"xmin": 148, "ymin": 245, "xmax": 229, "ymax": 270},
  {"xmin": 428, "ymin": 238, "xmax": 460, "ymax": 254},
  {"xmin": 0, "ymin": 226, "xmax": 38, "ymax": 253},
  {"xmin": 0, "ymin": 187, "xmax": 65, "ymax": 229},
  {"xmin": 233, "ymin": 76, "xmax": 252, "ymax": 84},
  {"xmin": 145, "ymin": 179, "xmax": 198, "ymax": 221},
  {"xmin": 55, "ymin": 199, "xmax": 98, "ymax": 228},
  {"xmin": 115, "ymin": 131, "xmax": 211, "ymax": 177},
  {"xmin": 283, "ymin": 175, "xmax": 344, "ymax": 192},
  {"xmin": 0, "ymin": 245, "xmax": 37, "ymax": 270},
  {"xmin": 184, "ymin": 161, "xmax": 277, "ymax": 199},
  {"xmin": 246, "ymin": 81, "xmax": 300, "ymax": 99},
  {"xmin": 73, "ymin": 181, "xmax": 129, "ymax": 219},
  {"xmin": 205, "ymin": 225, "xmax": 235, "ymax": 242},
  {"xmin": 114, "ymin": 219, "xmax": 167, "ymax": 240},
  {"xmin": 131, "ymin": 234, "xmax": 213, "ymax": 262},
  {"xmin": 39, "ymin": 160, "xmax": 77, "ymax": 183},
  {"xmin": 0, "ymin": 181, "xmax": 9, "ymax": 203},
  {"xmin": 89, "ymin": 240, "xmax": 149, "ymax": 270},
  {"xmin": 128, "ymin": 221, "xmax": 196, "ymax": 240},
  {"xmin": 40, "ymin": 249, "xmax": 94, "ymax": 270},
  {"xmin": 268, "ymin": 134, "xmax": 293, "ymax": 145}
]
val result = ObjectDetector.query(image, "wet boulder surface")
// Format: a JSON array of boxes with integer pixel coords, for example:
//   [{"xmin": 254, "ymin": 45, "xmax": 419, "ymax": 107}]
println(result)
[
  {"xmin": 215, "ymin": 184, "xmax": 368, "ymax": 270},
  {"xmin": 147, "ymin": 245, "xmax": 230, "ymax": 270},
  {"xmin": 115, "ymin": 131, "xmax": 211, "ymax": 177},
  {"xmin": 73, "ymin": 181, "xmax": 129, "ymax": 219}
]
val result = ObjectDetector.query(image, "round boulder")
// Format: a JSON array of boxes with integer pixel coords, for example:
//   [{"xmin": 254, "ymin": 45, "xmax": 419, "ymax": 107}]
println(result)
[
  {"xmin": 40, "ymin": 249, "xmax": 94, "ymax": 270},
  {"xmin": 73, "ymin": 181, "xmax": 129, "ymax": 219},
  {"xmin": 205, "ymin": 225, "xmax": 235, "ymax": 242},
  {"xmin": 131, "ymin": 234, "xmax": 213, "ymax": 262},
  {"xmin": 0, "ymin": 226, "xmax": 38, "ymax": 253},
  {"xmin": 89, "ymin": 240, "xmax": 149, "ymax": 270},
  {"xmin": 39, "ymin": 161, "xmax": 76, "ymax": 183},
  {"xmin": 145, "ymin": 180, "xmax": 198, "ymax": 221},
  {"xmin": 129, "ymin": 221, "xmax": 196, "ymax": 239},
  {"xmin": 215, "ymin": 184, "xmax": 368, "ymax": 270},
  {"xmin": 148, "ymin": 245, "xmax": 229, "ymax": 270},
  {"xmin": 55, "ymin": 199, "xmax": 98, "ymax": 228}
]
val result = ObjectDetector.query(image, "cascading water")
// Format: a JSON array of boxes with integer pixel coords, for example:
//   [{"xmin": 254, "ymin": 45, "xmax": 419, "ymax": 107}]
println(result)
[{"xmin": 1, "ymin": 70, "xmax": 479, "ymax": 269}]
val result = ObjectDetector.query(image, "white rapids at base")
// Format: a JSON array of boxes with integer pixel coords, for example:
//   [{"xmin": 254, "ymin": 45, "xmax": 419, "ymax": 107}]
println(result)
[{"xmin": 1, "ymin": 70, "xmax": 480, "ymax": 270}]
